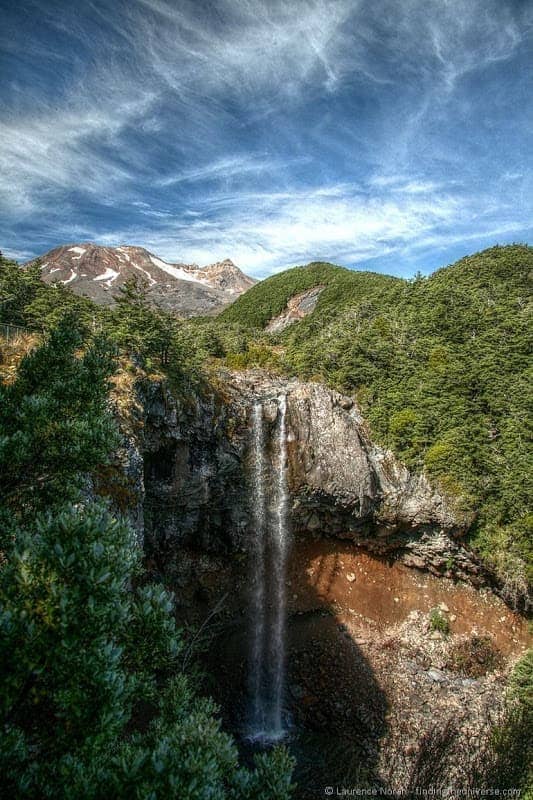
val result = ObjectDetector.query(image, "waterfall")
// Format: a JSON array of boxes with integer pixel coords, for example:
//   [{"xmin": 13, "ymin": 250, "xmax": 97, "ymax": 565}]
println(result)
[
  {"xmin": 270, "ymin": 393, "xmax": 289, "ymax": 736},
  {"xmin": 249, "ymin": 402, "xmax": 267, "ymax": 733},
  {"xmin": 247, "ymin": 395, "xmax": 290, "ymax": 743}
]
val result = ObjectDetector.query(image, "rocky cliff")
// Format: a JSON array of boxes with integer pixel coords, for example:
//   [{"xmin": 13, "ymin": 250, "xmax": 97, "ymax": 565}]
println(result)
[
  {"xmin": 113, "ymin": 369, "xmax": 484, "ymax": 589},
  {"xmin": 103, "ymin": 368, "xmax": 528, "ymax": 798}
]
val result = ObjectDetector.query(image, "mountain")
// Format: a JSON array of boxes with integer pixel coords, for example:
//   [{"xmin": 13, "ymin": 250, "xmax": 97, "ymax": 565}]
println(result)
[
  {"xmin": 25, "ymin": 243, "xmax": 256, "ymax": 316},
  {"xmin": 220, "ymin": 260, "xmax": 401, "ymax": 328}
]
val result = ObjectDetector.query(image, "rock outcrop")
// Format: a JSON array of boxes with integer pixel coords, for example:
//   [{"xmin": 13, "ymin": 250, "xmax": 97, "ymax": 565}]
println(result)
[
  {"xmin": 115, "ymin": 369, "xmax": 484, "ymax": 588},
  {"xmin": 283, "ymin": 381, "xmax": 458, "ymax": 533},
  {"xmin": 265, "ymin": 286, "xmax": 323, "ymax": 333},
  {"xmin": 226, "ymin": 371, "xmax": 483, "ymax": 584},
  {"xmin": 136, "ymin": 377, "xmax": 249, "ymax": 559}
]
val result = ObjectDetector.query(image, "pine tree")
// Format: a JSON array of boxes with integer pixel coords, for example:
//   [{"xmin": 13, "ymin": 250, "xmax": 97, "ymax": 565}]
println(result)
[
  {"xmin": 0, "ymin": 316, "xmax": 118, "ymax": 517},
  {"xmin": 111, "ymin": 276, "xmax": 176, "ymax": 366}
]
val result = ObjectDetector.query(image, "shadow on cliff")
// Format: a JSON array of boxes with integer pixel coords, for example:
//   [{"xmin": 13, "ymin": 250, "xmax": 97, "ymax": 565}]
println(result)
[{"xmin": 208, "ymin": 544, "xmax": 389, "ymax": 799}]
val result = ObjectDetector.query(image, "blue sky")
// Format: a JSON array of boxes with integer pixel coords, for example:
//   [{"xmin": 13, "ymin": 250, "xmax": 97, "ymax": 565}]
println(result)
[{"xmin": 1, "ymin": 0, "xmax": 532, "ymax": 278}]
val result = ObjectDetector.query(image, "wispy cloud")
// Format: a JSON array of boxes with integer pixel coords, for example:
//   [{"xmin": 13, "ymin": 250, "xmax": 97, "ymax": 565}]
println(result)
[
  {"xmin": 49, "ymin": 178, "xmax": 525, "ymax": 277},
  {"xmin": 156, "ymin": 154, "xmax": 300, "ymax": 187},
  {"xmin": 0, "ymin": 0, "xmax": 532, "ymax": 275}
]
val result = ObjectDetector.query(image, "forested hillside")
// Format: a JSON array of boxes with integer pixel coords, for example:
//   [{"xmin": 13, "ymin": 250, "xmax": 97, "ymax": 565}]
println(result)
[
  {"xmin": 1, "ymin": 245, "xmax": 531, "ymax": 605},
  {"xmin": 219, "ymin": 245, "xmax": 533, "ymax": 605},
  {"xmin": 220, "ymin": 261, "xmax": 401, "ymax": 329}
]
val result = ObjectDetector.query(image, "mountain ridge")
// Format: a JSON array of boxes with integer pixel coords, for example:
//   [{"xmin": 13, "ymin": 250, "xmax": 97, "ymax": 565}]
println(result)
[{"xmin": 25, "ymin": 243, "xmax": 256, "ymax": 316}]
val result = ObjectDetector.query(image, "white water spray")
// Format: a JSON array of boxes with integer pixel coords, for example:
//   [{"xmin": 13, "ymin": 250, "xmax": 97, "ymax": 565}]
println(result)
[
  {"xmin": 249, "ymin": 403, "xmax": 267, "ymax": 733},
  {"xmin": 247, "ymin": 395, "xmax": 290, "ymax": 743},
  {"xmin": 270, "ymin": 394, "xmax": 289, "ymax": 736}
]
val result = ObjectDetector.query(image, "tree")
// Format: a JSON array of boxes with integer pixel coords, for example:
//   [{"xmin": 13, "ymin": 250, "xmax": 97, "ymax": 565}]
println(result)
[
  {"xmin": 0, "ymin": 504, "xmax": 294, "ymax": 799},
  {"xmin": 110, "ymin": 276, "xmax": 176, "ymax": 366},
  {"xmin": 0, "ymin": 254, "xmax": 42, "ymax": 326},
  {"xmin": 0, "ymin": 253, "xmax": 97, "ymax": 333},
  {"xmin": 23, "ymin": 281, "xmax": 99, "ymax": 334},
  {"xmin": 0, "ymin": 316, "xmax": 118, "ymax": 517}
]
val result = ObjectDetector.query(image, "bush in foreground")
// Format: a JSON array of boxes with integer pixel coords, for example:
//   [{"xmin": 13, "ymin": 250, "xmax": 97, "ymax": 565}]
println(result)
[{"xmin": 0, "ymin": 504, "xmax": 293, "ymax": 799}]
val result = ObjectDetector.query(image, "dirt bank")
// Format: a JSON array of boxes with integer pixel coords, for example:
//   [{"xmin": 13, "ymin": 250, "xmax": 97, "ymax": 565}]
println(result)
[{"xmin": 207, "ymin": 538, "xmax": 530, "ymax": 797}]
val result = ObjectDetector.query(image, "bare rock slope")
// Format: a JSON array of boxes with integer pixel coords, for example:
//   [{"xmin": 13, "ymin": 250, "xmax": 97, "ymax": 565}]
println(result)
[
  {"xmin": 26, "ymin": 243, "xmax": 256, "ymax": 316},
  {"xmin": 265, "ymin": 286, "xmax": 323, "ymax": 333}
]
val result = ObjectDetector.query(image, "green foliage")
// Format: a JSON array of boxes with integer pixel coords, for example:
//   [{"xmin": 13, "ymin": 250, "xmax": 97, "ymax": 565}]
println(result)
[
  {"xmin": 220, "ymin": 261, "xmax": 399, "ymax": 329},
  {"xmin": 0, "ymin": 252, "xmax": 100, "ymax": 333},
  {"xmin": 389, "ymin": 407, "xmax": 421, "ymax": 460},
  {"xmin": 0, "ymin": 508, "xmax": 142, "ymax": 751},
  {"xmin": 225, "ymin": 343, "xmax": 281, "ymax": 371},
  {"xmin": 0, "ymin": 255, "xmax": 43, "ymax": 326},
  {"xmin": 428, "ymin": 607, "xmax": 450, "ymax": 635},
  {"xmin": 474, "ymin": 515, "xmax": 533, "ymax": 609},
  {"xmin": 0, "ymin": 317, "xmax": 118, "ymax": 517},
  {"xmin": 106, "ymin": 276, "xmax": 203, "ymax": 391},
  {"xmin": 24, "ymin": 281, "xmax": 99, "ymax": 334},
  {"xmin": 508, "ymin": 648, "xmax": 533, "ymax": 711},
  {"xmin": 108, "ymin": 276, "xmax": 176, "ymax": 364},
  {"xmin": 220, "ymin": 245, "xmax": 533, "ymax": 601},
  {"xmin": 479, "ymin": 649, "xmax": 533, "ymax": 793},
  {"xmin": 191, "ymin": 324, "xmax": 226, "ymax": 358},
  {"xmin": 0, "ymin": 505, "xmax": 294, "ymax": 798},
  {"xmin": 0, "ymin": 256, "xmax": 202, "ymax": 392}
]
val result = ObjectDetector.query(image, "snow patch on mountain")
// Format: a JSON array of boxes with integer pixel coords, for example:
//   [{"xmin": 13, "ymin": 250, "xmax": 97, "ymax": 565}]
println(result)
[
  {"xmin": 149, "ymin": 255, "xmax": 204, "ymax": 284},
  {"xmin": 94, "ymin": 267, "xmax": 119, "ymax": 282},
  {"xmin": 133, "ymin": 264, "xmax": 157, "ymax": 285}
]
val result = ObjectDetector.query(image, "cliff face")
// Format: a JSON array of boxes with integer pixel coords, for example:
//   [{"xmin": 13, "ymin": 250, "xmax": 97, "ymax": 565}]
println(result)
[
  {"xmin": 283, "ymin": 381, "xmax": 458, "ymax": 532},
  {"xmin": 118, "ymin": 369, "xmax": 484, "ymax": 587},
  {"xmin": 265, "ymin": 286, "xmax": 323, "ymax": 333},
  {"xmin": 108, "ymin": 369, "xmax": 528, "ymax": 797},
  {"xmin": 139, "ymin": 377, "xmax": 249, "ymax": 557}
]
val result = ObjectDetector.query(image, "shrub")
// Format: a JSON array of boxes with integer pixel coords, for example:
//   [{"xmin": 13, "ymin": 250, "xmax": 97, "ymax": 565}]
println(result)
[
  {"xmin": 0, "ymin": 317, "xmax": 118, "ymax": 518},
  {"xmin": 429, "ymin": 607, "xmax": 450, "ymax": 635},
  {"xmin": 446, "ymin": 635, "xmax": 502, "ymax": 677},
  {"xmin": 225, "ymin": 343, "xmax": 281, "ymax": 372},
  {"xmin": 478, "ymin": 649, "xmax": 532, "ymax": 792},
  {"xmin": 0, "ymin": 504, "xmax": 294, "ymax": 798}
]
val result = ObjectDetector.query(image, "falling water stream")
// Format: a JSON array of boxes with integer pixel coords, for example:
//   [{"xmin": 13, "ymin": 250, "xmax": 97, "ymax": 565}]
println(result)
[
  {"xmin": 250, "ymin": 403, "xmax": 267, "ymax": 733},
  {"xmin": 271, "ymin": 394, "xmax": 289, "ymax": 736},
  {"xmin": 248, "ymin": 395, "xmax": 289, "ymax": 743}
]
